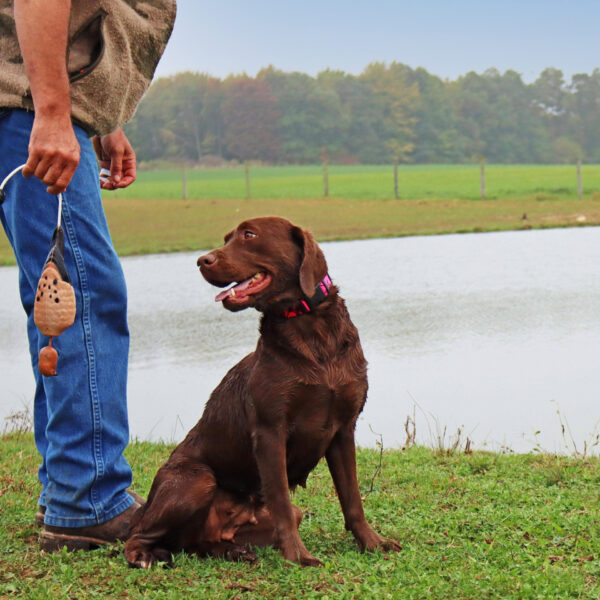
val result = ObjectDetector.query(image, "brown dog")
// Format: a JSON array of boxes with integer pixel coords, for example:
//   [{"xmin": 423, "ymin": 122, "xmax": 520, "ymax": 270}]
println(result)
[{"xmin": 124, "ymin": 217, "xmax": 400, "ymax": 568}]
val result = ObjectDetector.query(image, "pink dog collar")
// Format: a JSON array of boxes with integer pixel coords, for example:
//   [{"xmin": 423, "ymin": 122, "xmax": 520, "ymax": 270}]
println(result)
[{"xmin": 279, "ymin": 274, "xmax": 333, "ymax": 319}]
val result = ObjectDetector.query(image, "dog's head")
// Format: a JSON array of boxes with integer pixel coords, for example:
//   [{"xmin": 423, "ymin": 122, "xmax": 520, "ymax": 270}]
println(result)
[
  {"xmin": 204, "ymin": 492, "xmax": 259, "ymax": 543},
  {"xmin": 197, "ymin": 217, "xmax": 328, "ymax": 312}
]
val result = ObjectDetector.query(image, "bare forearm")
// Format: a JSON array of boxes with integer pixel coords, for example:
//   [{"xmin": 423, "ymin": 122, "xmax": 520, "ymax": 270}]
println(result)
[
  {"xmin": 14, "ymin": 0, "xmax": 71, "ymax": 119},
  {"xmin": 14, "ymin": 0, "xmax": 80, "ymax": 193}
]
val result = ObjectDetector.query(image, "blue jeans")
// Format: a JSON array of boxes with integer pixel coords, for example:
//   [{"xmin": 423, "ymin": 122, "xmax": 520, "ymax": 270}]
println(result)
[{"xmin": 0, "ymin": 109, "xmax": 134, "ymax": 527}]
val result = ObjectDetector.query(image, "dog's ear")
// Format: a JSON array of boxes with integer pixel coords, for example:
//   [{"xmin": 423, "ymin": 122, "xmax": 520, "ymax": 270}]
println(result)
[
  {"xmin": 203, "ymin": 505, "xmax": 222, "ymax": 543},
  {"xmin": 292, "ymin": 226, "xmax": 327, "ymax": 297}
]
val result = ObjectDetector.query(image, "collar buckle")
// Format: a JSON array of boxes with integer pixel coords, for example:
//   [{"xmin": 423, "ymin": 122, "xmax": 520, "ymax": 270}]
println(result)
[{"xmin": 280, "ymin": 274, "xmax": 333, "ymax": 319}]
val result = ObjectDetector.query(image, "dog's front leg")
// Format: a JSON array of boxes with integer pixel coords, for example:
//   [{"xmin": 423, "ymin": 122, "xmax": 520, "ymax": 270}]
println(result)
[
  {"xmin": 253, "ymin": 425, "xmax": 322, "ymax": 566},
  {"xmin": 326, "ymin": 425, "xmax": 402, "ymax": 553}
]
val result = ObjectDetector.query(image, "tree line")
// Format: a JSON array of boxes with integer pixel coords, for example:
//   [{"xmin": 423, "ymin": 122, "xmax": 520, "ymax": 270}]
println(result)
[{"xmin": 124, "ymin": 63, "xmax": 600, "ymax": 165}]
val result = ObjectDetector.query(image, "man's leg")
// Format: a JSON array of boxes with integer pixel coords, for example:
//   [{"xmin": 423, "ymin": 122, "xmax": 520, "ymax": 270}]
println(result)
[{"xmin": 0, "ymin": 109, "xmax": 135, "ymax": 541}]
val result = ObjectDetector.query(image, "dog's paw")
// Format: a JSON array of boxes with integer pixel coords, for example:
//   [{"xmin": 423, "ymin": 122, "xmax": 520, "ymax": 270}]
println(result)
[
  {"xmin": 298, "ymin": 553, "xmax": 323, "ymax": 567},
  {"xmin": 224, "ymin": 545, "xmax": 258, "ymax": 563},
  {"xmin": 281, "ymin": 548, "xmax": 323, "ymax": 567},
  {"xmin": 353, "ymin": 524, "xmax": 402, "ymax": 554},
  {"xmin": 361, "ymin": 534, "xmax": 402, "ymax": 553},
  {"xmin": 125, "ymin": 547, "xmax": 172, "ymax": 569},
  {"xmin": 377, "ymin": 537, "xmax": 402, "ymax": 553}
]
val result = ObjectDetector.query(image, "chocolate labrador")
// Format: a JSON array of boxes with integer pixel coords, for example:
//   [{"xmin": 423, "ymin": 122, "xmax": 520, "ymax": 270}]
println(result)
[{"xmin": 124, "ymin": 216, "xmax": 400, "ymax": 568}]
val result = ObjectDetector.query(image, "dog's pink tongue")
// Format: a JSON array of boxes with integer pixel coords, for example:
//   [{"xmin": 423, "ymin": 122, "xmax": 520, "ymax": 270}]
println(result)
[
  {"xmin": 214, "ymin": 288, "xmax": 231, "ymax": 302},
  {"xmin": 214, "ymin": 276, "xmax": 256, "ymax": 302}
]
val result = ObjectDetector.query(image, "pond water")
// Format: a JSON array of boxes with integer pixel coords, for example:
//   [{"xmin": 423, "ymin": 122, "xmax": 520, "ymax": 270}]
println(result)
[{"xmin": 1, "ymin": 227, "xmax": 599, "ymax": 453}]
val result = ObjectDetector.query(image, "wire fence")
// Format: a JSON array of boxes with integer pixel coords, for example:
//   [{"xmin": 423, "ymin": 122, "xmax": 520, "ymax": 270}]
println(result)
[{"xmin": 107, "ymin": 162, "xmax": 600, "ymax": 202}]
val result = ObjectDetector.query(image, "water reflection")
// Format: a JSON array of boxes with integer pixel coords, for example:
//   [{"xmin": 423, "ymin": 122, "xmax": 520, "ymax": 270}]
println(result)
[{"xmin": 1, "ymin": 227, "xmax": 599, "ymax": 452}]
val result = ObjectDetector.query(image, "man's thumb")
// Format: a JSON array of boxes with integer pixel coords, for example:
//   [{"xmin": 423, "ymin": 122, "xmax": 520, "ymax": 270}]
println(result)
[{"xmin": 111, "ymin": 155, "xmax": 123, "ymax": 183}]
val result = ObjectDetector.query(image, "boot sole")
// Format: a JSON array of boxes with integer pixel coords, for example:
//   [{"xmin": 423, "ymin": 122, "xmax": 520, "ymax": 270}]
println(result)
[{"xmin": 39, "ymin": 530, "xmax": 111, "ymax": 552}]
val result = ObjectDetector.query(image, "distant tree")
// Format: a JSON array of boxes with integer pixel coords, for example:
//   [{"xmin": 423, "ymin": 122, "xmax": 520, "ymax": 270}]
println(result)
[
  {"xmin": 124, "ymin": 64, "xmax": 599, "ymax": 166},
  {"xmin": 125, "ymin": 72, "xmax": 224, "ymax": 162},
  {"xmin": 406, "ymin": 67, "xmax": 465, "ymax": 163},
  {"xmin": 221, "ymin": 76, "xmax": 280, "ymax": 161},
  {"xmin": 533, "ymin": 68, "xmax": 568, "ymax": 116},
  {"xmin": 569, "ymin": 69, "xmax": 600, "ymax": 162},
  {"xmin": 531, "ymin": 68, "xmax": 571, "ymax": 161},
  {"xmin": 450, "ymin": 69, "xmax": 551, "ymax": 163},
  {"xmin": 359, "ymin": 62, "xmax": 419, "ymax": 162},
  {"xmin": 123, "ymin": 77, "xmax": 179, "ymax": 161},
  {"xmin": 551, "ymin": 136, "xmax": 583, "ymax": 163},
  {"xmin": 261, "ymin": 67, "xmax": 346, "ymax": 162},
  {"xmin": 317, "ymin": 69, "xmax": 382, "ymax": 163}
]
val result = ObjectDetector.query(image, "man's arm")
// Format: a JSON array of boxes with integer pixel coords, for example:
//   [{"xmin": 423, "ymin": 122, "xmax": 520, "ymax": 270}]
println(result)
[{"xmin": 14, "ymin": 0, "xmax": 80, "ymax": 194}]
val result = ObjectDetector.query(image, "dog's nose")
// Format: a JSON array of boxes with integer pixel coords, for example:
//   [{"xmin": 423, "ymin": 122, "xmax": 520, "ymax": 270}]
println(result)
[{"xmin": 197, "ymin": 253, "xmax": 217, "ymax": 268}]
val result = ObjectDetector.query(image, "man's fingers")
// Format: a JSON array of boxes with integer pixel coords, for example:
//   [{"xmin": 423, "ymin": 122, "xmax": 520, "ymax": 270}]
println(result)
[
  {"xmin": 22, "ymin": 160, "xmax": 36, "ymax": 179},
  {"xmin": 41, "ymin": 161, "xmax": 66, "ymax": 189},
  {"xmin": 46, "ymin": 162, "xmax": 78, "ymax": 194},
  {"xmin": 46, "ymin": 183, "xmax": 66, "ymax": 195},
  {"xmin": 33, "ymin": 154, "xmax": 54, "ymax": 182},
  {"xmin": 117, "ymin": 157, "xmax": 136, "ymax": 187},
  {"xmin": 27, "ymin": 148, "xmax": 79, "ymax": 194},
  {"xmin": 37, "ymin": 155, "xmax": 77, "ymax": 193},
  {"xmin": 23, "ymin": 145, "xmax": 44, "ymax": 178},
  {"xmin": 117, "ymin": 174, "xmax": 136, "ymax": 188},
  {"xmin": 27, "ymin": 143, "xmax": 79, "ymax": 191},
  {"xmin": 110, "ymin": 152, "xmax": 123, "ymax": 184}
]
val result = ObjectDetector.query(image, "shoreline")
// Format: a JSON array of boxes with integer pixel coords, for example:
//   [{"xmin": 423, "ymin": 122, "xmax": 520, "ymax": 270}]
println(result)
[{"xmin": 0, "ymin": 201, "xmax": 600, "ymax": 268}]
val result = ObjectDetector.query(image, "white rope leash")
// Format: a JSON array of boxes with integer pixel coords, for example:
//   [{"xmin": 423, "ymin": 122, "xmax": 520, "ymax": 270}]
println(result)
[{"xmin": 0, "ymin": 163, "xmax": 63, "ymax": 228}]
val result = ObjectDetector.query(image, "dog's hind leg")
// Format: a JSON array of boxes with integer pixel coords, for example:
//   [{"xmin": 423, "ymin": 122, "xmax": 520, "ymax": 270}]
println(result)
[{"xmin": 124, "ymin": 462, "xmax": 217, "ymax": 569}]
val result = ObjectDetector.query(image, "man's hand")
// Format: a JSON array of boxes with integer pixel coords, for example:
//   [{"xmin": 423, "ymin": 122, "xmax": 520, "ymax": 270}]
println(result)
[
  {"xmin": 23, "ymin": 113, "xmax": 81, "ymax": 195},
  {"xmin": 93, "ymin": 129, "xmax": 137, "ymax": 189}
]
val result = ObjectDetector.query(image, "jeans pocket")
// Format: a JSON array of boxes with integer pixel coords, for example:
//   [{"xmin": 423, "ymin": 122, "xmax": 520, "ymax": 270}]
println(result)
[{"xmin": 0, "ymin": 108, "xmax": 9, "ymax": 121}]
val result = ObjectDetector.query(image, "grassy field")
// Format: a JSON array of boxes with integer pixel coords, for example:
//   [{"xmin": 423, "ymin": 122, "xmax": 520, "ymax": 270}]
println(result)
[
  {"xmin": 103, "ymin": 164, "xmax": 600, "ymax": 201},
  {"xmin": 1, "ymin": 433, "xmax": 600, "ymax": 599},
  {"xmin": 0, "ymin": 164, "xmax": 599, "ymax": 265}
]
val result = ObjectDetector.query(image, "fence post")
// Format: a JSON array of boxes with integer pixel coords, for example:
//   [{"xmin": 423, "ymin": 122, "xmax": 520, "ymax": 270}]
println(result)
[
  {"xmin": 393, "ymin": 158, "xmax": 399, "ymax": 200},
  {"xmin": 480, "ymin": 157, "xmax": 486, "ymax": 200},
  {"xmin": 182, "ymin": 166, "xmax": 188, "ymax": 200},
  {"xmin": 244, "ymin": 162, "xmax": 251, "ymax": 200},
  {"xmin": 322, "ymin": 159, "xmax": 329, "ymax": 197},
  {"xmin": 577, "ymin": 159, "xmax": 582, "ymax": 199}
]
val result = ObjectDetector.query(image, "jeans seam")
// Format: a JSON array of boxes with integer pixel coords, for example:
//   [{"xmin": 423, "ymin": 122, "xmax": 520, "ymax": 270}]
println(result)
[{"xmin": 60, "ymin": 194, "xmax": 105, "ymax": 520}]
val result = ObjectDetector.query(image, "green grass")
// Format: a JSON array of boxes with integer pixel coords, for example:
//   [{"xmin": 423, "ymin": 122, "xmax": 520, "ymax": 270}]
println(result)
[
  {"xmin": 1, "ymin": 433, "xmax": 600, "ymax": 599},
  {"xmin": 107, "ymin": 164, "xmax": 600, "ymax": 201},
  {"xmin": 1, "ymin": 164, "xmax": 600, "ymax": 265}
]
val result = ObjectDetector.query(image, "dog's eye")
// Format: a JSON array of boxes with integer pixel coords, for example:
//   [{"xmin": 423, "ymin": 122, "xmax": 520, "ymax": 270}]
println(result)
[{"xmin": 244, "ymin": 231, "xmax": 257, "ymax": 239}]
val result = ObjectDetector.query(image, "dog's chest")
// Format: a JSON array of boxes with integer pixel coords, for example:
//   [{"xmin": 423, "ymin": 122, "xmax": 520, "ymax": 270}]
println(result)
[
  {"xmin": 287, "ymin": 380, "xmax": 366, "ymax": 437},
  {"xmin": 283, "ymin": 382, "xmax": 365, "ymax": 486}
]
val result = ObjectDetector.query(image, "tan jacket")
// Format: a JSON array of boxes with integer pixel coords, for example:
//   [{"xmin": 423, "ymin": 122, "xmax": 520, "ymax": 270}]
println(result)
[{"xmin": 0, "ymin": 0, "xmax": 176, "ymax": 135}]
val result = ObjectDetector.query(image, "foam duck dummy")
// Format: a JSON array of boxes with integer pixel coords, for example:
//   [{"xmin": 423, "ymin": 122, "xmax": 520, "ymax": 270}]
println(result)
[
  {"xmin": 0, "ymin": 165, "xmax": 76, "ymax": 376},
  {"xmin": 33, "ymin": 226, "xmax": 76, "ymax": 376}
]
